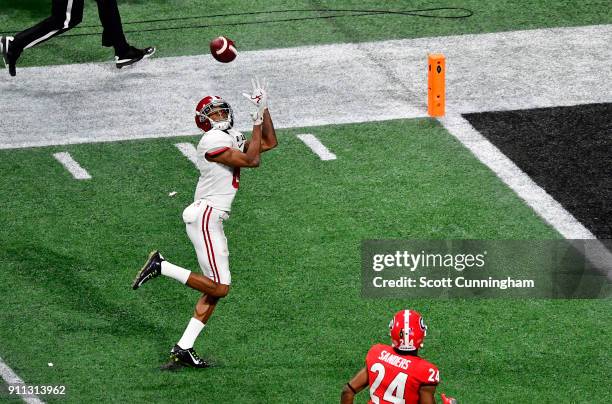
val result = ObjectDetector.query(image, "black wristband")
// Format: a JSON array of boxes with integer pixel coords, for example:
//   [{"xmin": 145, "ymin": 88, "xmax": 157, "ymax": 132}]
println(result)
[{"xmin": 346, "ymin": 383, "xmax": 357, "ymax": 394}]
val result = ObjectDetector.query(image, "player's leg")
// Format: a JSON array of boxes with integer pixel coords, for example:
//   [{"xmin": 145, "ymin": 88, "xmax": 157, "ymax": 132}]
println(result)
[
  {"xmin": 167, "ymin": 205, "xmax": 232, "ymax": 368},
  {"xmin": 185, "ymin": 274, "xmax": 229, "ymax": 296},
  {"xmin": 132, "ymin": 251, "xmax": 230, "ymax": 296},
  {"xmin": 183, "ymin": 202, "xmax": 231, "ymax": 295},
  {"xmin": 179, "ymin": 204, "xmax": 230, "ymax": 296},
  {"xmin": 166, "ymin": 293, "xmax": 220, "ymax": 369},
  {"xmin": 174, "ymin": 293, "xmax": 220, "ymax": 351},
  {"xmin": 194, "ymin": 293, "xmax": 221, "ymax": 323},
  {"xmin": 2, "ymin": 0, "xmax": 84, "ymax": 76},
  {"xmin": 203, "ymin": 207, "xmax": 232, "ymax": 286},
  {"xmin": 132, "ymin": 203, "xmax": 229, "ymax": 297},
  {"xmin": 133, "ymin": 202, "xmax": 232, "ymax": 368}
]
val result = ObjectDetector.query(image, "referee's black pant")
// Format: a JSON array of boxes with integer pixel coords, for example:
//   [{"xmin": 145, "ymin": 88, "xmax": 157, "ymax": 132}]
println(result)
[{"xmin": 12, "ymin": 0, "xmax": 130, "ymax": 56}]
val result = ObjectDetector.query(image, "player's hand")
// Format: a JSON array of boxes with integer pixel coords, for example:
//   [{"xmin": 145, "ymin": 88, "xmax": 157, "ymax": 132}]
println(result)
[
  {"xmin": 242, "ymin": 77, "xmax": 268, "ymax": 109},
  {"xmin": 441, "ymin": 393, "xmax": 457, "ymax": 404},
  {"xmin": 242, "ymin": 77, "xmax": 268, "ymax": 124}
]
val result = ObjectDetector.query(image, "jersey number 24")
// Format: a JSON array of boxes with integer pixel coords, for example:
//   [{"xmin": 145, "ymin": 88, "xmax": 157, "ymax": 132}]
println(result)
[{"xmin": 369, "ymin": 363, "xmax": 439, "ymax": 404}]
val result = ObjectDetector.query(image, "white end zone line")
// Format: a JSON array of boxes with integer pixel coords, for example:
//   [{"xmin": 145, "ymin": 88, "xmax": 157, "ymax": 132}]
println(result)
[
  {"xmin": 52, "ymin": 152, "xmax": 91, "ymax": 180},
  {"xmin": 174, "ymin": 143, "xmax": 198, "ymax": 167},
  {"xmin": 297, "ymin": 134, "xmax": 337, "ymax": 161},
  {"xmin": 439, "ymin": 113, "xmax": 612, "ymax": 280},
  {"xmin": 0, "ymin": 358, "xmax": 45, "ymax": 404}
]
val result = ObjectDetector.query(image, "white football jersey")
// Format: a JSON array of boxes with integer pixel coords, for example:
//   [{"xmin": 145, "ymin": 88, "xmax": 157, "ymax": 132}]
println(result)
[{"xmin": 194, "ymin": 128, "xmax": 246, "ymax": 212}]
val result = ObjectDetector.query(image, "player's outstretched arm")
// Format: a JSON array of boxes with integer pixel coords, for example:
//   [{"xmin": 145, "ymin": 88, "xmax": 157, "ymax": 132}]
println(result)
[
  {"xmin": 243, "ymin": 77, "xmax": 277, "ymax": 152},
  {"xmin": 207, "ymin": 123, "xmax": 262, "ymax": 168},
  {"xmin": 244, "ymin": 108, "xmax": 277, "ymax": 153},
  {"xmin": 261, "ymin": 108, "xmax": 277, "ymax": 152},
  {"xmin": 340, "ymin": 367, "xmax": 368, "ymax": 404}
]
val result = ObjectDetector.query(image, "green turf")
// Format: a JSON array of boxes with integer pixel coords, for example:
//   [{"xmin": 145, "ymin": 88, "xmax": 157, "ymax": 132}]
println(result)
[
  {"xmin": 1, "ymin": 0, "xmax": 610, "ymax": 67},
  {"xmin": 0, "ymin": 119, "xmax": 610, "ymax": 403}
]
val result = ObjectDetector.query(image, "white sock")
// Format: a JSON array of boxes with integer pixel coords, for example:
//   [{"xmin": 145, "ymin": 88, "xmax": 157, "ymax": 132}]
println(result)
[
  {"xmin": 161, "ymin": 261, "xmax": 191, "ymax": 284},
  {"xmin": 177, "ymin": 318, "xmax": 205, "ymax": 349}
]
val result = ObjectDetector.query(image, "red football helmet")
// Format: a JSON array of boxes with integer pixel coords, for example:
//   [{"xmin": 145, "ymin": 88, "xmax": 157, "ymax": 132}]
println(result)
[
  {"xmin": 389, "ymin": 309, "xmax": 427, "ymax": 351},
  {"xmin": 195, "ymin": 95, "xmax": 234, "ymax": 132}
]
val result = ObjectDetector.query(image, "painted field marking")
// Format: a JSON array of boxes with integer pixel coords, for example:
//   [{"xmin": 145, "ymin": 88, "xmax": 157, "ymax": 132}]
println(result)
[
  {"xmin": 174, "ymin": 143, "xmax": 198, "ymax": 167},
  {"xmin": 439, "ymin": 113, "xmax": 612, "ymax": 279},
  {"xmin": 52, "ymin": 152, "xmax": 91, "ymax": 180},
  {"xmin": 3, "ymin": 24, "xmax": 608, "ymax": 151},
  {"xmin": 0, "ymin": 357, "xmax": 45, "ymax": 404},
  {"xmin": 297, "ymin": 134, "xmax": 337, "ymax": 161}
]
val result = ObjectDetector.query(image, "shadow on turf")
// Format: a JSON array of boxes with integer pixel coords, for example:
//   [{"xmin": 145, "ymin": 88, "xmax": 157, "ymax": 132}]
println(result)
[
  {"xmin": 1, "ymin": 243, "xmax": 174, "ymax": 347},
  {"xmin": 159, "ymin": 356, "xmax": 222, "ymax": 372}
]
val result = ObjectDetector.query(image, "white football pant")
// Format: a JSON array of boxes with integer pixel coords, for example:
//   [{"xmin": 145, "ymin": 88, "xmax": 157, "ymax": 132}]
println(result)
[{"xmin": 182, "ymin": 199, "xmax": 231, "ymax": 285}]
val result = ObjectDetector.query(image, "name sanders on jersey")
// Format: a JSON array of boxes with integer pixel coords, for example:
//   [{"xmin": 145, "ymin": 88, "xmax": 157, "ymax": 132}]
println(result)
[
  {"xmin": 373, "ymin": 276, "xmax": 535, "ymax": 289},
  {"xmin": 376, "ymin": 349, "xmax": 412, "ymax": 370}
]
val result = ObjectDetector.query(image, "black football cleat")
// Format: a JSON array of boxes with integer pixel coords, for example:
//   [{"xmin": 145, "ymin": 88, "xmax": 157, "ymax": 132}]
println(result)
[
  {"xmin": 115, "ymin": 46, "xmax": 155, "ymax": 69},
  {"xmin": 132, "ymin": 250, "xmax": 163, "ymax": 290},
  {"xmin": 0, "ymin": 36, "xmax": 17, "ymax": 77},
  {"xmin": 169, "ymin": 345, "xmax": 210, "ymax": 369}
]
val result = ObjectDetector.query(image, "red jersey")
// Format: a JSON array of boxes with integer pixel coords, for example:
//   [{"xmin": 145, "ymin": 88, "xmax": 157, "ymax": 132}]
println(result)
[{"xmin": 365, "ymin": 343, "xmax": 439, "ymax": 404}]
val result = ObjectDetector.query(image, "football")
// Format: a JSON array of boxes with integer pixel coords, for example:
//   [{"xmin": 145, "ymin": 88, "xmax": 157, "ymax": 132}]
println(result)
[{"xmin": 209, "ymin": 36, "xmax": 238, "ymax": 63}]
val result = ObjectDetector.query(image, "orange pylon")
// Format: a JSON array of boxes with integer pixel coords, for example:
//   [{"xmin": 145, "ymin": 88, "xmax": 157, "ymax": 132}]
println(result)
[{"xmin": 428, "ymin": 54, "xmax": 446, "ymax": 117}]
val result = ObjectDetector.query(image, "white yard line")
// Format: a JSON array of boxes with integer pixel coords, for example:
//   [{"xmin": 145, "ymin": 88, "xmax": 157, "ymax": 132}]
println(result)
[
  {"xmin": 0, "ymin": 357, "xmax": 45, "ymax": 404},
  {"xmin": 0, "ymin": 24, "xmax": 610, "ymax": 150},
  {"xmin": 174, "ymin": 142, "xmax": 198, "ymax": 167},
  {"xmin": 52, "ymin": 152, "xmax": 91, "ymax": 180},
  {"xmin": 439, "ymin": 113, "xmax": 612, "ymax": 279},
  {"xmin": 296, "ymin": 134, "xmax": 337, "ymax": 160}
]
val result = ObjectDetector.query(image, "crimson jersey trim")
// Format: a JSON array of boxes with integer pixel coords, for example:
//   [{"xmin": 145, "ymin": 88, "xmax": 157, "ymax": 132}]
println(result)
[{"xmin": 206, "ymin": 146, "xmax": 230, "ymax": 158}]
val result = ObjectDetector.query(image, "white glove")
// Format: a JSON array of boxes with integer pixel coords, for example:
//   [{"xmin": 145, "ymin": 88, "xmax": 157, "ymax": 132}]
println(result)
[{"xmin": 242, "ymin": 77, "xmax": 268, "ymax": 125}]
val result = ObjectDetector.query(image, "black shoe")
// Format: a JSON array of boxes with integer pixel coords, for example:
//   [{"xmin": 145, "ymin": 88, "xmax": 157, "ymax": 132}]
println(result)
[
  {"xmin": 115, "ymin": 46, "xmax": 155, "ymax": 69},
  {"xmin": 0, "ymin": 36, "xmax": 18, "ymax": 77},
  {"xmin": 169, "ymin": 345, "xmax": 210, "ymax": 368},
  {"xmin": 132, "ymin": 250, "xmax": 163, "ymax": 290}
]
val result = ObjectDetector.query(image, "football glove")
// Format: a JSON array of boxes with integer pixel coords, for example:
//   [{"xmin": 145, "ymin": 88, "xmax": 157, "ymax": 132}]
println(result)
[
  {"xmin": 441, "ymin": 393, "xmax": 457, "ymax": 404},
  {"xmin": 242, "ymin": 77, "xmax": 268, "ymax": 125}
]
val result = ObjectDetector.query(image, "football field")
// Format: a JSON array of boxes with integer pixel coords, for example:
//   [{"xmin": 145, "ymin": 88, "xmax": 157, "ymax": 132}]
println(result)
[{"xmin": 1, "ymin": 1, "xmax": 611, "ymax": 403}]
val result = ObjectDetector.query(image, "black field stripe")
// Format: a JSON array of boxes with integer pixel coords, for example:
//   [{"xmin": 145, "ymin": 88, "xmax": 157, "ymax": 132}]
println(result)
[{"xmin": 464, "ymin": 103, "xmax": 612, "ymax": 239}]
